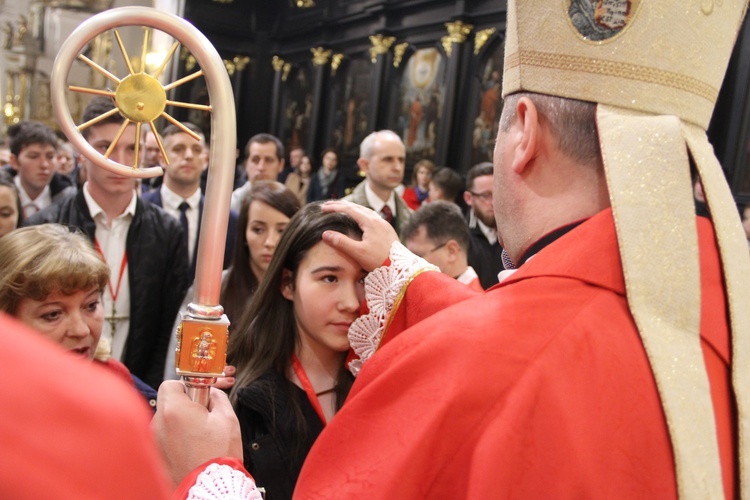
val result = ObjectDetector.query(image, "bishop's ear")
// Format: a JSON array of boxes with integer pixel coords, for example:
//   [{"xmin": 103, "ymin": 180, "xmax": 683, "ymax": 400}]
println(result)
[
  {"xmin": 511, "ymin": 96, "xmax": 540, "ymax": 174},
  {"xmin": 281, "ymin": 269, "xmax": 294, "ymax": 300}
]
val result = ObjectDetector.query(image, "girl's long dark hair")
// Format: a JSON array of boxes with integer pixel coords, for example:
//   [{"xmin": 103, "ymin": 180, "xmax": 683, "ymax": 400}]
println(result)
[
  {"xmin": 220, "ymin": 181, "xmax": 300, "ymax": 327},
  {"xmin": 228, "ymin": 202, "xmax": 362, "ymax": 407}
]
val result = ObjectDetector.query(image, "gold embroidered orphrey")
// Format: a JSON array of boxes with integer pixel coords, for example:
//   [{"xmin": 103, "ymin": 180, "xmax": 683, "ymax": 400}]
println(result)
[{"xmin": 565, "ymin": 0, "xmax": 640, "ymax": 42}]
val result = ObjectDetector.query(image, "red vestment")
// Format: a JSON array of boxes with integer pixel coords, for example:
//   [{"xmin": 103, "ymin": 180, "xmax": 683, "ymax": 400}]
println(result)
[
  {"xmin": 0, "ymin": 313, "xmax": 173, "ymax": 499},
  {"xmin": 296, "ymin": 209, "xmax": 733, "ymax": 498}
]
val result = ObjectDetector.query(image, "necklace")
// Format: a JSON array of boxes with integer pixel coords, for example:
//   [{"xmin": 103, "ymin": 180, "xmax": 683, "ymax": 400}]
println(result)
[
  {"xmin": 315, "ymin": 387, "xmax": 336, "ymax": 396},
  {"xmin": 94, "ymin": 238, "xmax": 129, "ymax": 336}
]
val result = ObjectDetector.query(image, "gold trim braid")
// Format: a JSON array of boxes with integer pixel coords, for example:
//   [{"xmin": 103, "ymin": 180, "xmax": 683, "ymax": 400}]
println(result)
[
  {"xmin": 506, "ymin": 50, "xmax": 718, "ymax": 104},
  {"xmin": 598, "ymin": 105, "xmax": 723, "ymax": 499},
  {"xmin": 683, "ymin": 122, "xmax": 750, "ymax": 499}
]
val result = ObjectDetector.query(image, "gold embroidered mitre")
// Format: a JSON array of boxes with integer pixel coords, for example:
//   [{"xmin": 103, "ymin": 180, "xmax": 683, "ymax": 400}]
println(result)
[
  {"xmin": 503, "ymin": 0, "xmax": 747, "ymax": 128},
  {"xmin": 502, "ymin": 2, "xmax": 750, "ymax": 499}
]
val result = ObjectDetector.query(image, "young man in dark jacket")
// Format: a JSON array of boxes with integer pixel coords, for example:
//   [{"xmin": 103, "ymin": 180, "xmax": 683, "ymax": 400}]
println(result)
[{"xmin": 25, "ymin": 97, "xmax": 189, "ymax": 388}]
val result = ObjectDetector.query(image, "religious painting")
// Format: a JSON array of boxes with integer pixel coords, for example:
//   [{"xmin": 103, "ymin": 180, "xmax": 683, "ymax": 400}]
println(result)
[
  {"xmin": 280, "ymin": 62, "xmax": 313, "ymax": 153},
  {"xmin": 394, "ymin": 47, "xmax": 446, "ymax": 163},
  {"xmin": 566, "ymin": 0, "xmax": 639, "ymax": 42},
  {"xmin": 470, "ymin": 39, "xmax": 504, "ymax": 167},
  {"xmin": 328, "ymin": 56, "xmax": 372, "ymax": 157}
]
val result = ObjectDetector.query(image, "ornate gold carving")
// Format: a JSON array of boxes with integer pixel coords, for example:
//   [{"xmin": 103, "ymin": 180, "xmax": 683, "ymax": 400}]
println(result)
[
  {"xmin": 185, "ymin": 54, "xmax": 196, "ymax": 72},
  {"xmin": 233, "ymin": 56, "xmax": 250, "ymax": 71},
  {"xmin": 190, "ymin": 331, "xmax": 217, "ymax": 372},
  {"xmin": 13, "ymin": 16, "xmax": 29, "ymax": 50},
  {"xmin": 2, "ymin": 22, "xmax": 12, "ymax": 50},
  {"xmin": 296, "ymin": 0, "xmax": 316, "ymax": 7},
  {"xmin": 4, "ymin": 72, "xmax": 21, "ymax": 126},
  {"xmin": 223, "ymin": 59, "xmax": 235, "ymax": 76},
  {"xmin": 223, "ymin": 56, "xmax": 249, "ymax": 76},
  {"xmin": 273, "ymin": 55, "xmax": 292, "ymax": 82},
  {"xmin": 176, "ymin": 317, "xmax": 229, "ymax": 377},
  {"xmin": 331, "ymin": 53, "xmax": 344, "ymax": 76},
  {"xmin": 474, "ymin": 27, "xmax": 496, "ymax": 55},
  {"xmin": 369, "ymin": 34, "xmax": 396, "ymax": 63},
  {"xmin": 3, "ymin": 15, "xmax": 34, "ymax": 52},
  {"xmin": 393, "ymin": 42, "xmax": 409, "ymax": 68},
  {"xmin": 311, "ymin": 47, "xmax": 332, "ymax": 66},
  {"xmin": 441, "ymin": 21, "xmax": 473, "ymax": 57},
  {"xmin": 2, "ymin": 15, "xmax": 40, "ymax": 128},
  {"xmin": 271, "ymin": 55, "xmax": 285, "ymax": 72}
]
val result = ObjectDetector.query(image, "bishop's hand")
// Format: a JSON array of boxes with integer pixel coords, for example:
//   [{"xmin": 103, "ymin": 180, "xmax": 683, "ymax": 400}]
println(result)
[{"xmin": 321, "ymin": 200, "xmax": 399, "ymax": 272}]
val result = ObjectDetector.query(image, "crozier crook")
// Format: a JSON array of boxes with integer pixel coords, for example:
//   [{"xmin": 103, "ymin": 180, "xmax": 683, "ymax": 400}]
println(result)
[{"xmin": 51, "ymin": 7, "xmax": 236, "ymax": 406}]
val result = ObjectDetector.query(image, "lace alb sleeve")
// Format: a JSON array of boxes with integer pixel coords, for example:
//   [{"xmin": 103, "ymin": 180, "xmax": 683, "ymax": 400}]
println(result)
[
  {"xmin": 347, "ymin": 241, "xmax": 439, "ymax": 376},
  {"xmin": 186, "ymin": 463, "xmax": 263, "ymax": 500}
]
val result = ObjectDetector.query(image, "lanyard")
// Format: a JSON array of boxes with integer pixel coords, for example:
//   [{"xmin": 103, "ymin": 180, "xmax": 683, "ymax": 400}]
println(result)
[
  {"xmin": 291, "ymin": 354, "xmax": 328, "ymax": 426},
  {"xmin": 94, "ymin": 238, "xmax": 128, "ymax": 302}
]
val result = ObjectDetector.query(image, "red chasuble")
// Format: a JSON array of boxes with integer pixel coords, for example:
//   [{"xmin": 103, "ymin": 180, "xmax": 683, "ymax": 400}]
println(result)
[
  {"xmin": 296, "ymin": 209, "xmax": 734, "ymax": 499},
  {"xmin": 0, "ymin": 313, "xmax": 173, "ymax": 499}
]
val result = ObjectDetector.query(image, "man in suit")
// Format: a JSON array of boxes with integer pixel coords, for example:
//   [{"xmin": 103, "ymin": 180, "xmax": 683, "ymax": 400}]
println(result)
[
  {"xmin": 25, "ymin": 96, "xmax": 189, "ymax": 389},
  {"xmin": 230, "ymin": 133, "xmax": 285, "ymax": 213},
  {"xmin": 4, "ymin": 121, "xmax": 76, "ymax": 218},
  {"xmin": 139, "ymin": 125, "xmax": 163, "ymax": 193},
  {"xmin": 343, "ymin": 130, "xmax": 411, "ymax": 234},
  {"xmin": 142, "ymin": 122, "xmax": 238, "ymax": 280},
  {"xmin": 463, "ymin": 162, "xmax": 504, "ymax": 288}
]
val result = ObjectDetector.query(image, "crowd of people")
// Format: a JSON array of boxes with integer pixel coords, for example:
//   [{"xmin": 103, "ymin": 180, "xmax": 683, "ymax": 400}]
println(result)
[
  {"xmin": 0, "ymin": 94, "xmax": 510, "ymax": 494},
  {"xmin": 1, "ymin": 0, "xmax": 749, "ymax": 497}
]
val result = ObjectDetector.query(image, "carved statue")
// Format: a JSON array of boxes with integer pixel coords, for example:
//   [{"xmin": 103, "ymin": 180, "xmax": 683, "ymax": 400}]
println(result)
[
  {"xmin": 2, "ymin": 22, "xmax": 13, "ymax": 50},
  {"xmin": 13, "ymin": 16, "xmax": 28, "ymax": 49}
]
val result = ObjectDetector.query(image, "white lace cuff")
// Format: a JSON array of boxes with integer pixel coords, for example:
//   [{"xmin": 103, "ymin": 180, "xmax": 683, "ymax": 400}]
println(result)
[
  {"xmin": 347, "ymin": 241, "xmax": 439, "ymax": 376},
  {"xmin": 187, "ymin": 463, "xmax": 263, "ymax": 500}
]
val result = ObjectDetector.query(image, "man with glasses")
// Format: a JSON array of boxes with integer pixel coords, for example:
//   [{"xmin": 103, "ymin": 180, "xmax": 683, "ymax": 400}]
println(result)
[
  {"xmin": 463, "ymin": 162, "xmax": 504, "ymax": 288},
  {"xmin": 401, "ymin": 201, "xmax": 483, "ymax": 291}
]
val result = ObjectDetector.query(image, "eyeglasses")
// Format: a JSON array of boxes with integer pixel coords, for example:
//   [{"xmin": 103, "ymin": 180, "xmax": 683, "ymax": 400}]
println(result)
[
  {"xmin": 425, "ymin": 241, "xmax": 447, "ymax": 255},
  {"xmin": 469, "ymin": 191, "xmax": 493, "ymax": 202}
]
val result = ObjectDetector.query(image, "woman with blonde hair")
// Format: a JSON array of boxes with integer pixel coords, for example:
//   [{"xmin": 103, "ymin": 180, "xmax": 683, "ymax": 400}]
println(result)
[{"xmin": 0, "ymin": 223, "xmax": 157, "ymax": 406}]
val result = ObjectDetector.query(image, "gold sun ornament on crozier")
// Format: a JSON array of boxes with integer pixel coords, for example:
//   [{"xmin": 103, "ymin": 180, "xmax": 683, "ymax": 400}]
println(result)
[{"xmin": 67, "ymin": 27, "xmax": 208, "ymax": 171}]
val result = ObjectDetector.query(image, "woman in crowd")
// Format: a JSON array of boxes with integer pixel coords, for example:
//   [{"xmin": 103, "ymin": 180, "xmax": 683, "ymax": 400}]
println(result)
[
  {"xmin": 402, "ymin": 158, "xmax": 434, "ymax": 210},
  {"xmin": 0, "ymin": 171, "xmax": 21, "ymax": 237},
  {"xmin": 0, "ymin": 224, "xmax": 157, "ymax": 407},
  {"xmin": 307, "ymin": 148, "xmax": 345, "ymax": 202},
  {"xmin": 220, "ymin": 181, "xmax": 301, "ymax": 327},
  {"xmin": 228, "ymin": 202, "xmax": 366, "ymax": 499},
  {"xmin": 56, "ymin": 140, "xmax": 78, "ymax": 177},
  {"xmin": 285, "ymin": 154, "xmax": 313, "ymax": 206}
]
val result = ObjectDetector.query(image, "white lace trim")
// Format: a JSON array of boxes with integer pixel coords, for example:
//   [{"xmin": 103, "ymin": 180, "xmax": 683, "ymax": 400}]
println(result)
[
  {"xmin": 348, "ymin": 241, "xmax": 439, "ymax": 376},
  {"xmin": 186, "ymin": 463, "xmax": 263, "ymax": 500}
]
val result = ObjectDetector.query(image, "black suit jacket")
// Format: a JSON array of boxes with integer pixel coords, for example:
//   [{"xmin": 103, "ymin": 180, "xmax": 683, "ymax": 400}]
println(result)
[
  {"xmin": 24, "ymin": 191, "xmax": 189, "ymax": 388},
  {"xmin": 467, "ymin": 220, "xmax": 505, "ymax": 290},
  {"xmin": 141, "ymin": 188, "xmax": 238, "ymax": 278}
]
